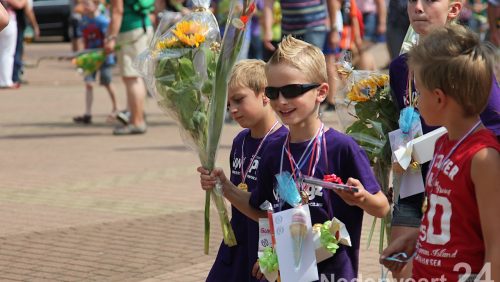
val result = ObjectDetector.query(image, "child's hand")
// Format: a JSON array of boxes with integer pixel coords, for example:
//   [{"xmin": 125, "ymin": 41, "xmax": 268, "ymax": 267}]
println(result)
[
  {"xmin": 334, "ymin": 177, "xmax": 367, "ymax": 206},
  {"xmin": 379, "ymin": 231, "xmax": 418, "ymax": 272},
  {"xmin": 251, "ymin": 260, "xmax": 264, "ymax": 280},
  {"xmin": 196, "ymin": 167, "xmax": 228, "ymax": 192}
]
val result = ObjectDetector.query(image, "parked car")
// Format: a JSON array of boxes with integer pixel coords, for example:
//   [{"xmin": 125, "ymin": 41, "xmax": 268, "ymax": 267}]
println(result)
[{"xmin": 33, "ymin": 0, "xmax": 72, "ymax": 41}]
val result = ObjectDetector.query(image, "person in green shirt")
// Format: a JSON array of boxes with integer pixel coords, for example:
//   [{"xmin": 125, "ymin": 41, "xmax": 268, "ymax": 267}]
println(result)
[{"xmin": 104, "ymin": 0, "xmax": 153, "ymax": 135}]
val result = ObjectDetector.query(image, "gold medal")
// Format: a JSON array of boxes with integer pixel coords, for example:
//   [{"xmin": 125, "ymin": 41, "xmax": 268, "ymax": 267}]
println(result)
[
  {"xmin": 238, "ymin": 182, "xmax": 248, "ymax": 191},
  {"xmin": 300, "ymin": 190, "xmax": 309, "ymax": 204},
  {"xmin": 422, "ymin": 196, "xmax": 428, "ymax": 214}
]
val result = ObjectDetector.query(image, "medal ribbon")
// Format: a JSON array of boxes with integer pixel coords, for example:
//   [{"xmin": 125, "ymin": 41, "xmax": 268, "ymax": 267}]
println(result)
[
  {"xmin": 240, "ymin": 121, "xmax": 280, "ymax": 184},
  {"xmin": 426, "ymin": 121, "xmax": 482, "ymax": 188}
]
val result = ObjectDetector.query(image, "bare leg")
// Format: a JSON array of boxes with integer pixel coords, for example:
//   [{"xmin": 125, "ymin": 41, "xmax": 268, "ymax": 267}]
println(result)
[
  {"xmin": 85, "ymin": 83, "xmax": 93, "ymax": 116},
  {"xmin": 122, "ymin": 76, "xmax": 146, "ymax": 126},
  {"xmin": 103, "ymin": 83, "xmax": 118, "ymax": 113}
]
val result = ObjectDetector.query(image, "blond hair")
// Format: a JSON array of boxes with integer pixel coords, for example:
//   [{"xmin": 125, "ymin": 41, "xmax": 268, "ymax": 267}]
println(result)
[
  {"xmin": 408, "ymin": 25, "xmax": 495, "ymax": 116},
  {"xmin": 228, "ymin": 59, "xmax": 267, "ymax": 94},
  {"xmin": 266, "ymin": 35, "xmax": 328, "ymax": 83}
]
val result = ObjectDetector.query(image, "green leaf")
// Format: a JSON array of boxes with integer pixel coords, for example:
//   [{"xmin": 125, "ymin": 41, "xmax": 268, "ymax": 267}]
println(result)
[{"xmin": 178, "ymin": 56, "xmax": 197, "ymax": 81}]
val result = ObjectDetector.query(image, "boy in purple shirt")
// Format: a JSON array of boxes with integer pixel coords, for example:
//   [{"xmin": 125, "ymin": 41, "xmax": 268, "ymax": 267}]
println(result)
[
  {"xmin": 198, "ymin": 59, "xmax": 287, "ymax": 282},
  {"xmin": 200, "ymin": 37, "xmax": 390, "ymax": 280}
]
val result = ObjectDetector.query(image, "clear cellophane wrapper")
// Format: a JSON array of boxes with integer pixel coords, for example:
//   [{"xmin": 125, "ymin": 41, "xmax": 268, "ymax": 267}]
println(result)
[{"xmin": 135, "ymin": 0, "xmax": 237, "ymax": 251}]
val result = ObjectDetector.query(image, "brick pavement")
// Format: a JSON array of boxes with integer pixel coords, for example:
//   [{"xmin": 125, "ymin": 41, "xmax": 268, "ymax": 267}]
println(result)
[{"xmin": 0, "ymin": 41, "xmax": 390, "ymax": 281}]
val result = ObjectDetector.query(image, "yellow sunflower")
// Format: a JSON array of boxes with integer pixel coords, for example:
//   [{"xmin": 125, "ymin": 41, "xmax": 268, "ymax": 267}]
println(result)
[{"xmin": 172, "ymin": 20, "xmax": 208, "ymax": 48}]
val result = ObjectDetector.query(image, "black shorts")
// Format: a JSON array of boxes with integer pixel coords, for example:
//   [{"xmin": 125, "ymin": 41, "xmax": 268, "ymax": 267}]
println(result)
[{"xmin": 392, "ymin": 192, "xmax": 424, "ymax": 228}]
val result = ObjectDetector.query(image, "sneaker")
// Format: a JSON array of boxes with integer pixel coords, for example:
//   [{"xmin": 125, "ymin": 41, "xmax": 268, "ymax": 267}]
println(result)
[
  {"xmin": 73, "ymin": 114, "xmax": 92, "ymax": 124},
  {"xmin": 113, "ymin": 124, "xmax": 147, "ymax": 135},
  {"xmin": 116, "ymin": 110, "xmax": 130, "ymax": 125}
]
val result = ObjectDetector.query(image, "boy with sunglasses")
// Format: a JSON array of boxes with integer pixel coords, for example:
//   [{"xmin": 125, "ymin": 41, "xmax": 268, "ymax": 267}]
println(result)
[
  {"xmin": 198, "ymin": 59, "xmax": 287, "ymax": 282},
  {"xmin": 200, "ymin": 36, "xmax": 389, "ymax": 280}
]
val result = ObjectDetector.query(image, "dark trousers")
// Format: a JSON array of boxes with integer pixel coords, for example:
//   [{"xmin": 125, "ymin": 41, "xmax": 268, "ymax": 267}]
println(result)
[{"xmin": 13, "ymin": 27, "xmax": 24, "ymax": 83}]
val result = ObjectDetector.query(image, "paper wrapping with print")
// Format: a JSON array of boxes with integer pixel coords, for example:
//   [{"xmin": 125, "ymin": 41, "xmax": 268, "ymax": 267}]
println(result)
[{"xmin": 312, "ymin": 217, "xmax": 352, "ymax": 263}]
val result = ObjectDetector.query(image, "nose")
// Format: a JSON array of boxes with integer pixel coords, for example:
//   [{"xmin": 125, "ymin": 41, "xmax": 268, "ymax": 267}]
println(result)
[
  {"xmin": 228, "ymin": 103, "xmax": 238, "ymax": 113},
  {"xmin": 411, "ymin": 0, "xmax": 424, "ymax": 14},
  {"xmin": 276, "ymin": 92, "xmax": 288, "ymax": 104}
]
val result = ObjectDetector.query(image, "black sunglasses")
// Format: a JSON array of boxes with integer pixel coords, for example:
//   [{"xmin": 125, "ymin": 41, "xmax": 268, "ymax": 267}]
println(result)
[{"xmin": 265, "ymin": 83, "xmax": 321, "ymax": 100}]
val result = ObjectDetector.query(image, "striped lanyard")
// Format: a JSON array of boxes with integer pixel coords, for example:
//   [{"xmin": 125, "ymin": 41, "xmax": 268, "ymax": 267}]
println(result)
[
  {"xmin": 280, "ymin": 123, "xmax": 325, "ymax": 183},
  {"xmin": 240, "ymin": 121, "xmax": 280, "ymax": 184},
  {"xmin": 426, "ymin": 121, "xmax": 482, "ymax": 188},
  {"xmin": 404, "ymin": 70, "xmax": 418, "ymax": 107}
]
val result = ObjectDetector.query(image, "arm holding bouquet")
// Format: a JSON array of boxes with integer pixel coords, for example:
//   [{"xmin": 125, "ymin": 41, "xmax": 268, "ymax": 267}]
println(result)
[{"xmin": 197, "ymin": 167, "xmax": 267, "ymax": 222}]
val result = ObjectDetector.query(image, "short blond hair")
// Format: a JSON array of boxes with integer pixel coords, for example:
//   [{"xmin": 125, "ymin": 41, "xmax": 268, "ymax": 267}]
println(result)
[
  {"xmin": 408, "ymin": 25, "xmax": 495, "ymax": 116},
  {"xmin": 266, "ymin": 35, "xmax": 328, "ymax": 83},
  {"xmin": 228, "ymin": 59, "xmax": 267, "ymax": 94}
]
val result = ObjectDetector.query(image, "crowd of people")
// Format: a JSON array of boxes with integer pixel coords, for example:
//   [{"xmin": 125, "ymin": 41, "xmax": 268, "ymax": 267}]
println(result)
[{"xmin": 1, "ymin": 0, "xmax": 500, "ymax": 280}]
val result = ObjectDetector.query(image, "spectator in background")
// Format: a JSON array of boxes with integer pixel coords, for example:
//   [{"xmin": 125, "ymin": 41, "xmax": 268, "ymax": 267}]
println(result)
[
  {"xmin": 0, "ymin": 1, "xmax": 10, "ymax": 31},
  {"xmin": 356, "ymin": 0, "xmax": 386, "ymax": 44},
  {"xmin": 104, "ymin": 0, "xmax": 153, "ymax": 135},
  {"xmin": 12, "ymin": 0, "xmax": 39, "ymax": 85},
  {"xmin": 386, "ymin": 0, "xmax": 410, "ymax": 60},
  {"xmin": 74, "ymin": 0, "xmax": 118, "ymax": 125},
  {"xmin": 247, "ymin": 0, "xmax": 263, "ymax": 60},
  {"xmin": 262, "ymin": 0, "xmax": 337, "ymax": 51},
  {"xmin": 0, "ymin": 0, "xmax": 26, "ymax": 89},
  {"xmin": 487, "ymin": 0, "xmax": 499, "ymax": 46}
]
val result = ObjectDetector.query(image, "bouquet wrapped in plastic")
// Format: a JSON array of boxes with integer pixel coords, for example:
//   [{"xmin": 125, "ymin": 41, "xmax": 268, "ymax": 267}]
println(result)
[
  {"xmin": 136, "ymin": 0, "xmax": 256, "ymax": 254},
  {"xmin": 334, "ymin": 53, "xmax": 398, "ymax": 253}
]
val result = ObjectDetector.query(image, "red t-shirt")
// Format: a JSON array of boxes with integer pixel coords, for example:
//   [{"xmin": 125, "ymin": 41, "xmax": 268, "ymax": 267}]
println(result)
[{"xmin": 413, "ymin": 129, "xmax": 500, "ymax": 281}]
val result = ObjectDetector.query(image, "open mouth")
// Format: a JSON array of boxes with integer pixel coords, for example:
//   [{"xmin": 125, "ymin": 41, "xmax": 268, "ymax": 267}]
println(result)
[{"xmin": 279, "ymin": 108, "xmax": 296, "ymax": 117}]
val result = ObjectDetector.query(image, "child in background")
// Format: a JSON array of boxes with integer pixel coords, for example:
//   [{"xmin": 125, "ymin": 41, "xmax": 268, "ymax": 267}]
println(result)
[
  {"xmin": 381, "ymin": 25, "xmax": 500, "ymax": 281},
  {"xmin": 73, "ymin": 0, "xmax": 117, "ymax": 125},
  {"xmin": 385, "ymin": 0, "xmax": 500, "ymax": 277},
  {"xmin": 198, "ymin": 59, "xmax": 287, "ymax": 282},
  {"xmin": 200, "ymin": 36, "xmax": 389, "ymax": 280}
]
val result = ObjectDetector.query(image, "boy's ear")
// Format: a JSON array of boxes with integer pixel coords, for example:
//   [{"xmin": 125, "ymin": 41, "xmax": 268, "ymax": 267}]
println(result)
[
  {"xmin": 261, "ymin": 91, "xmax": 270, "ymax": 104},
  {"xmin": 447, "ymin": 1, "xmax": 462, "ymax": 21},
  {"xmin": 316, "ymin": 82, "xmax": 329, "ymax": 103},
  {"xmin": 433, "ymin": 88, "xmax": 447, "ymax": 109}
]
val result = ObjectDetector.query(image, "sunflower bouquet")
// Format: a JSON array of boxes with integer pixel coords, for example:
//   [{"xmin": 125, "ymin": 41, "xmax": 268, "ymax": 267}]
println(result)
[
  {"xmin": 335, "ymin": 53, "xmax": 398, "ymax": 253},
  {"xmin": 136, "ymin": 0, "xmax": 256, "ymax": 254}
]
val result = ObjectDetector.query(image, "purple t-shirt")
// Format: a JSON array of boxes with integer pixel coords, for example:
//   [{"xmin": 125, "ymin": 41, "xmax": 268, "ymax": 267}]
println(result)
[
  {"xmin": 389, "ymin": 54, "xmax": 500, "ymax": 136},
  {"xmin": 207, "ymin": 126, "xmax": 288, "ymax": 282},
  {"xmin": 249, "ymin": 128, "xmax": 380, "ymax": 280}
]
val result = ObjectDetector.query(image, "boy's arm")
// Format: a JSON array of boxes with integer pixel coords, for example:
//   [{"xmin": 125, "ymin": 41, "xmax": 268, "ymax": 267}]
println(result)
[
  {"xmin": 339, "ymin": 178, "xmax": 390, "ymax": 218},
  {"xmin": 472, "ymin": 147, "xmax": 500, "ymax": 281},
  {"xmin": 198, "ymin": 167, "xmax": 267, "ymax": 222},
  {"xmin": 221, "ymin": 179, "xmax": 268, "ymax": 222}
]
